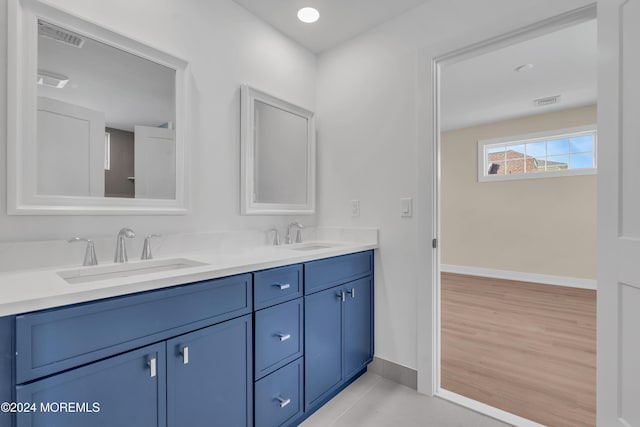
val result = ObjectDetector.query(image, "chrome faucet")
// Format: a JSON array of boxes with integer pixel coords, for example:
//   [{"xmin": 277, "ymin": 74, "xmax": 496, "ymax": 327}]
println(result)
[
  {"xmin": 68, "ymin": 237, "xmax": 98, "ymax": 266},
  {"xmin": 114, "ymin": 228, "xmax": 135, "ymax": 263},
  {"xmin": 268, "ymin": 228, "xmax": 281, "ymax": 246},
  {"xmin": 286, "ymin": 222, "xmax": 303, "ymax": 244},
  {"xmin": 141, "ymin": 234, "xmax": 162, "ymax": 260}
]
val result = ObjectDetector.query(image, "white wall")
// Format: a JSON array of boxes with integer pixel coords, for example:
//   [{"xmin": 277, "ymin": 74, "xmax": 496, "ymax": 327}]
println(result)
[
  {"xmin": 315, "ymin": 0, "xmax": 594, "ymax": 387},
  {"xmin": 0, "ymin": 0, "xmax": 317, "ymax": 242}
]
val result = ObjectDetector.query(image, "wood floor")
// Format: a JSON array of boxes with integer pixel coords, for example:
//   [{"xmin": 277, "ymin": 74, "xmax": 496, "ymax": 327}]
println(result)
[{"xmin": 441, "ymin": 273, "xmax": 596, "ymax": 427}]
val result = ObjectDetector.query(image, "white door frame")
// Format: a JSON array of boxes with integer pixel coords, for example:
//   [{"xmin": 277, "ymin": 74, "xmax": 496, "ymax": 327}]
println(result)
[{"xmin": 429, "ymin": 4, "xmax": 596, "ymax": 426}]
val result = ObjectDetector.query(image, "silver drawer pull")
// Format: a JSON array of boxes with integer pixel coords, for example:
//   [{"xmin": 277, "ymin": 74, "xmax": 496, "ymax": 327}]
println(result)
[
  {"xmin": 181, "ymin": 346, "xmax": 189, "ymax": 365},
  {"xmin": 276, "ymin": 333, "xmax": 291, "ymax": 342},
  {"xmin": 347, "ymin": 288, "xmax": 356, "ymax": 299},
  {"xmin": 274, "ymin": 283, "xmax": 291, "ymax": 290},
  {"xmin": 337, "ymin": 291, "xmax": 345, "ymax": 303},
  {"xmin": 148, "ymin": 356, "xmax": 157, "ymax": 378},
  {"xmin": 275, "ymin": 396, "xmax": 291, "ymax": 408}
]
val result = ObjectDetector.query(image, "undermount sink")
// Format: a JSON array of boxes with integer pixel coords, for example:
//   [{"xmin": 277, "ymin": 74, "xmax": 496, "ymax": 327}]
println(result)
[
  {"xmin": 286, "ymin": 243, "xmax": 335, "ymax": 251},
  {"xmin": 58, "ymin": 258, "xmax": 208, "ymax": 284}
]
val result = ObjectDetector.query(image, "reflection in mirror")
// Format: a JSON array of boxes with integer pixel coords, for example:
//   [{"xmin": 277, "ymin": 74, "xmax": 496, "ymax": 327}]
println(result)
[
  {"xmin": 241, "ymin": 85, "xmax": 315, "ymax": 215},
  {"xmin": 254, "ymin": 100, "xmax": 308, "ymax": 204},
  {"xmin": 36, "ymin": 20, "xmax": 176, "ymax": 200}
]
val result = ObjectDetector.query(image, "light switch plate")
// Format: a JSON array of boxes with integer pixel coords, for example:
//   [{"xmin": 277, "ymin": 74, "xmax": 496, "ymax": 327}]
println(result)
[
  {"xmin": 351, "ymin": 199, "xmax": 360, "ymax": 217},
  {"xmin": 401, "ymin": 197, "xmax": 412, "ymax": 217}
]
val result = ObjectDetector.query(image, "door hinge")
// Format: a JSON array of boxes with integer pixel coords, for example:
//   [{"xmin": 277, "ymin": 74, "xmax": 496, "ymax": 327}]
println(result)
[{"xmin": 432, "ymin": 238, "xmax": 437, "ymax": 249}]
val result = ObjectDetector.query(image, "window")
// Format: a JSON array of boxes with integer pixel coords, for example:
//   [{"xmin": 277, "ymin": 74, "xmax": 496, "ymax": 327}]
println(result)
[{"xmin": 478, "ymin": 125, "xmax": 597, "ymax": 182}]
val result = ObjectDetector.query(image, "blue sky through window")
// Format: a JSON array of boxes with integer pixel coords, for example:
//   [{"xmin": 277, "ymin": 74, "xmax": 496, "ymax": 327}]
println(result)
[{"xmin": 483, "ymin": 130, "xmax": 596, "ymax": 177}]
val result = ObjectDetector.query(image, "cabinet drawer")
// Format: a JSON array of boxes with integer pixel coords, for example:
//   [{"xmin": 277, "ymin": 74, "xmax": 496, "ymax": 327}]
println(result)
[
  {"xmin": 254, "ymin": 299, "xmax": 303, "ymax": 379},
  {"xmin": 255, "ymin": 358, "xmax": 303, "ymax": 427},
  {"xmin": 254, "ymin": 264, "xmax": 302, "ymax": 310},
  {"xmin": 16, "ymin": 274, "xmax": 252, "ymax": 383},
  {"xmin": 304, "ymin": 251, "xmax": 373, "ymax": 295}
]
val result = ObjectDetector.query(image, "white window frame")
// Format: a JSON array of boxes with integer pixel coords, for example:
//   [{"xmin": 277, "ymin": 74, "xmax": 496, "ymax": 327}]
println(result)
[{"xmin": 477, "ymin": 124, "xmax": 597, "ymax": 183}]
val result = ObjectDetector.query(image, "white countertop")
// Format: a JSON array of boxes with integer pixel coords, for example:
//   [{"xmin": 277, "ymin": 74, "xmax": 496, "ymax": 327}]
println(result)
[{"xmin": 0, "ymin": 239, "xmax": 377, "ymax": 317}]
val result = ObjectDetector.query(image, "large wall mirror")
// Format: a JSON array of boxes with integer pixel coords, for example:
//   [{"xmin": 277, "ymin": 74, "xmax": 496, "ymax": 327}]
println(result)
[
  {"xmin": 7, "ymin": 0, "xmax": 188, "ymax": 214},
  {"xmin": 240, "ymin": 85, "xmax": 316, "ymax": 215}
]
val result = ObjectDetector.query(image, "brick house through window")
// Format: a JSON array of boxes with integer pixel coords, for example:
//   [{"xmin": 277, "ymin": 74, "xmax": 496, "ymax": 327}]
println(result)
[{"xmin": 487, "ymin": 150, "xmax": 569, "ymax": 175}]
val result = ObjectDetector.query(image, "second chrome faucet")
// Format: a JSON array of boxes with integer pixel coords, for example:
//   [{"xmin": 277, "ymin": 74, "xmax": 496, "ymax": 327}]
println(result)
[
  {"xmin": 268, "ymin": 223, "xmax": 304, "ymax": 246},
  {"xmin": 114, "ymin": 228, "xmax": 136, "ymax": 263},
  {"xmin": 286, "ymin": 222, "xmax": 304, "ymax": 245}
]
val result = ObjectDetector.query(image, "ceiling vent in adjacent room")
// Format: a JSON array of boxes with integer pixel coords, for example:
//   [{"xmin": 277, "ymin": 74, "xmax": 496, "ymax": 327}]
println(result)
[
  {"xmin": 533, "ymin": 95, "xmax": 561, "ymax": 107},
  {"xmin": 38, "ymin": 20, "xmax": 85, "ymax": 48}
]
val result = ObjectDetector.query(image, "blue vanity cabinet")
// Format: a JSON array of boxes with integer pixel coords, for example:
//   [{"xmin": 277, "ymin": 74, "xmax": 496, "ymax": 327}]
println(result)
[
  {"xmin": 15, "ymin": 274, "xmax": 252, "ymax": 383},
  {"xmin": 304, "ymin": 251, "xmax": 374, "ymax": 413},
  {"xmin": 16, "ymin": 342, "xmax": 167, "ymax": 427},
  {"xmin": 4, "ymin": 251, "xmax": 374, "ymax": 427},
  {"xmin": 167, "ymin": 314, "xmax": 252, "ymax": 427},
  {"xmin": 12, "ymin": 274, "xmax": 254, "ymax": 427}
]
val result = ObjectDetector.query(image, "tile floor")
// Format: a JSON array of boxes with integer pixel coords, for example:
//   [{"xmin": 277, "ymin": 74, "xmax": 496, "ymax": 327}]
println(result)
[{"xmin": 300, "ymin": 373, "xmax": 511, "ymax": 427}]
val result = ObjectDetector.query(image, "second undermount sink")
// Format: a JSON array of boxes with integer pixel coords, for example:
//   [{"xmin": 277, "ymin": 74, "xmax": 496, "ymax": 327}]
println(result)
[
  {"xmin": 58, "ymin": 258, "xmax": 208, "ymax": 284},
  {"xmin": 286, "ymin": 242, "xmax": 336, "ymax": 251}
]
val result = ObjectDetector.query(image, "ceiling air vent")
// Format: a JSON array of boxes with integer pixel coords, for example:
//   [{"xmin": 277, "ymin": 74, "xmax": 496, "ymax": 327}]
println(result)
[
  {"xmin": 533, "ymin": 95, "xmax": 561, "ymax": 107},
  {"xmin": 38, "ymin": 21, "xmax": 85, "ymax": 48}
]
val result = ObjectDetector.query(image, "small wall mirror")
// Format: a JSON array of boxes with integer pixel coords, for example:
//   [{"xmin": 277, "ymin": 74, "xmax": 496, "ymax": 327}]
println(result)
[
  {"xmin": 240, "ymin": 85, "xmax": 316, "ymax": 215},
  {"xmin": 8, "ymin": 0, "xmax": 188, "ymax": 214}
]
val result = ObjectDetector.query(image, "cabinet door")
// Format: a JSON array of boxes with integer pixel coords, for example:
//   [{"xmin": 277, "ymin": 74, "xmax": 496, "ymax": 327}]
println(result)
[
  {"xmin": 16, "ymin": 343, "xmax": 166, "ymax": 427},
  {"xmin": 304, "ymin": 286, "xmax": 343, "ymax": 411},
  {"xmin": 344, "ymin": 277, "xmax": 373, "ymax": 379},
  {"xmin": 167, "ymin": 314, "xmax": 252, "ymax": 427}
]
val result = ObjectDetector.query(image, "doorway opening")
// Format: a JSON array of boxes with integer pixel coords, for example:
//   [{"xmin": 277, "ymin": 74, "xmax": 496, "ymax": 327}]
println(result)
[{"xmin": 433, "ymin": 6, "xmax": 597, "ymax": 427}]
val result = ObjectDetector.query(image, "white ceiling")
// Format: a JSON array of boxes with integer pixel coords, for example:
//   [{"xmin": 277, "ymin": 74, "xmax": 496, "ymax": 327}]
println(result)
[
  {"xmin": 232, "ymin": 0, "xmax": 430, "ymax": 53},
  {"xmin": 441, "ymin": 20, "xmax": 597, "ymax": 131}
]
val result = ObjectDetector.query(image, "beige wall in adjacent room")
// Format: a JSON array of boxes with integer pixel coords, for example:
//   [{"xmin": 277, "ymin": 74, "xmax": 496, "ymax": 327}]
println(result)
[{"xmin": 441, "ymin": 104, "xmax": 597, "ymax": 279}]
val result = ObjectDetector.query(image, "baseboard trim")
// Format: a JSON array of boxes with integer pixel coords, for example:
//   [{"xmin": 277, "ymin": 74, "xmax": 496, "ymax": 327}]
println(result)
[
  {"xmin": 436, "ymin": 389, "xmax": 546, "ymax": 427},
  {"xmin": 368, "ymin": 356, "xmax": 417, "ymax": 390},
  {"xmin": 440, "ymin": 264, "xmax": 597, "ymax": 290}
]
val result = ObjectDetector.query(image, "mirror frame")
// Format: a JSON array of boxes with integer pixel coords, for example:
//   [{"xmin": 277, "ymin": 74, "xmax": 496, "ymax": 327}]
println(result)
[
  {"xmin": 240, "ymin": 85, "xmax": 316, "ymax": 215},
  {"xmin": 7, "ymin": 0, "xmax": 189, "ymax": 215}
]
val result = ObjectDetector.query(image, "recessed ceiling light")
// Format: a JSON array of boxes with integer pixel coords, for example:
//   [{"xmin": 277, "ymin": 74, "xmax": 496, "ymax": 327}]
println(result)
[
  {"xmin": 514, "ymin": 63, "xmax": 534, "ymax": 72},
  {"xmin": 37, "ymin": 70, "xmax": 69, "ymax": 88},
  {"xmin": 297, "ymin": 7, "xmax": 320, "ymax": 24}
]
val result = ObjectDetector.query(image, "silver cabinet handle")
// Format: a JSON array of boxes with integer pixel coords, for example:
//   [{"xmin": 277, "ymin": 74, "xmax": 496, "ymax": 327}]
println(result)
[
  {"xmin": 276, "ymin": 333, "xmax": 291, "ymax": 342},
  {"xmin": 148, "ymin": 356, "xmax": 157, "ymax": 378},
  {"xmin": 274, "ymin": 283, "xmax": 290, "ymax": 290},
  {"xmin": 181, "ymin": 346, "xmax": 189, "ymax": 365},
  {"xmin": 347, "ymin": 288, "xmax": 356, "ymax": 299},
  {"xmin": 275, "ymin": 396, "xmax": 291, "ymax": 408},
  {"xmin": 336, "ymin": 290, "xmax": 346, "ymax": 303}
]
